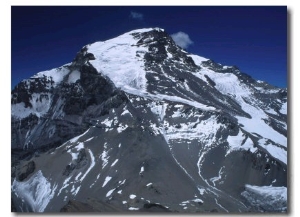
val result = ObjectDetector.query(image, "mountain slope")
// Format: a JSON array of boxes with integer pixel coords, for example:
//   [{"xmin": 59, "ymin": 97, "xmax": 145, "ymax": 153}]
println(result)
[{"xmin": 11, "ymin": 27, "xmax": 287, "ymax": 213}]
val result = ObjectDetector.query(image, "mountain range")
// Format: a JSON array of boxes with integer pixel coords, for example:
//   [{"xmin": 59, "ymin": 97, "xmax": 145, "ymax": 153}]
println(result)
[{"xmin": 11, "ymin": 27, "xmax": 287, "ymax": 213}]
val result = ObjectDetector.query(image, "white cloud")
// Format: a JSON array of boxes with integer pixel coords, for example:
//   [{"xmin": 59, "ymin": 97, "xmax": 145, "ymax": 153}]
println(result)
[
  {"xmin": 130, "ymin": 11, "xmax": 144, "ymax": 21},
  {"xmin": 171, "ymin": 32, "xmax": 194, "ymax": 49}
]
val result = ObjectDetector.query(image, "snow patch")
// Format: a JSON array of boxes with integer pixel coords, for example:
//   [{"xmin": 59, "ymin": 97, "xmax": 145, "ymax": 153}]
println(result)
[
  {"xmin": 101, "ymin": 142, "xmax": 109, "ymax": 169},
  {"xmin": 149, "ymin": 122, "xmax": 161, "ymax": 136},
  {"xmin": 68, "ymin": 151, "xmax": 79, "ymax": 161},
  {"xmin": 226, "ymin": 130, "xmax": 257, "ymax": 155},
  {"xmin": 139, "ymin": 166, "xmax": 144, "ymax": 174},
  {"xmin": 71, "ymin": 185, "xmax": 81, "ymax": 196},
  {"xmin": 31, "ymin": 65, "xmax": 70, "ymax": 85},
  {"xmin": 238, "ymin": 114, "xmax": 286, "ymax": 149},
  {"xmin": 111, "ymin": 159, "xmax": 119, "ymax": 167},
  {"xmin": 74, "ymin": 186, "xmax": 81, "ymax": 196},
  {"xmin": 119, "ymin": 179, "xmax": 126, "ymax": 185},
  {"xmin": 106, "ymin": 188, "xmax": 116, "ymax": 197},
  {"xmin": 57, "ymin": 176, "xmax": 72, "ymax": 196},
  {"xmin": 117, "ymin": 124, "xmax": 128, "ymax": 133},
  {"xmin": 241, "ymin": 184, "xmax": 287, "ymax": 212},
  {"xmin": 102, "ymin": 118, "xmax": 114, "ymax": 130},
  {"xmin": 129, "ymin": 194, "xmax": 136, "ymax": 199},
  {"xmin": 280, "ymin": 102, "xmax": 287, "ymax": 115},
  {"xmin": 171, "ymin": 109, "xmax": 183, "ymax": 118},
  {"xmin": 75, "ymin": 142, "xmax": 84, "ymax": 151},
  {"xmin": 123, "ymin": 85, "xmax": 216, "ymax": 112},
  {"xmin": 180, "ymin": 198, "xmax": 204, "ymax": 206},
  {"xmin": 67, "ymin": 142, "xmax": 85, "ymax": 160},
  {"xmin": 210, "ymin": 166, "xmax": 225, "ymax": 186},
  {"xmin": 164, "ymin": 116, "xmax": 221, "ymax": 142},
  {"xmin": 128, "ymin": 207, "xmax": 139, "ymax": 210},
  {"xmin": 75, "ymin": 172, "xmax": 82, "ymax": 181},
  {"xmin": 67, "ymin": 70, "xmax": 80, "ymax": 83},
  {"xmin": 193, "ymin": 198, "xmax": 204, "ymax": 203},
  {"xmin": 11, "ymin": 170, "xmax": 57, "ymax": 212},
  {"xmin": 265, "ymin": 108, "xmax": 277, "ymax": 115},
  {"xmin": 69, "ymin": 129, "xmax": 90, "ymax": 143},
  {"xmin": 258, "ymin": 139, "xmax": 287, "ymax": 164},
  {"xmin": 150, "ymin": 102, "xmax": 167, "ymax": 121},
  {"xmin": 197, "ymin": 187, "xmax": 205, "ymax": 195},
  {"xmin": 121, "ymin": 109, "xmax": 132, "ymax": 117},
  {"xmin": 84, "ymin": 137, "xmax": 94, "ymax": 142},
  {"xmin": 12, "ymin": 93, "xmax": 52, "ymax": 119},
  {"xmin": 188, "ymin": 54, "xmax": 209, "ymax": 65},
  {"xmin": 79, "ymin": 149, "xmax": 95, "ymax": 182},
  {"xmin": 102, "ymin": 176, "xmax": 112, "ymax": 187}
]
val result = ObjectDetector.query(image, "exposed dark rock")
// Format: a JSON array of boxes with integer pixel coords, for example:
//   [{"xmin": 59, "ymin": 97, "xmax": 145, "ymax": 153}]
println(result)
[
  {"xmin": 60, "ymin": 200, "xmax": 95, "ymax": 212},
  {"xmin": 133, "ymin": 29, "xmax": 199, "ymax": 70},
  {"xmin": 17, "ymin": 161, "xmax": 35, "ymax": 181},
  {"xmin": 60, "ymin": 199, "xmax": 123, "ymax": 212},
  {"xmin": 140, "ymin": 203, "xmax": 171, "ymax": 212},
  {"xmin": 11, "ymin": 43, "xmax": 128, "ymax": 153},
  {"xmin": 63, "ymin": 148, "xmax": 88, "ymax": 176},
  {"xmin": 204, "ymin": 74, "xmax": 216, "ymax": 87},
  {"xmin": 11, "ymin": 198, "xmax": 17, "ymax": 212},
  {"xmin": 62, "ymin": 163, "xmax": 76, "ymax": 176},
  {"xmin": 76, "ymin": 148, "xmax": 88, "ymax": 168},
  {"xmin": 201, "ymin": 59, "xmax": 223, "ymax": 70}
]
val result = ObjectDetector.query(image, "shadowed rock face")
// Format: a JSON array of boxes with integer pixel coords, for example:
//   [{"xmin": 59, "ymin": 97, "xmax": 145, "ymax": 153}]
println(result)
[
  {"xmin": 60, "ymin": 199, "xmax": 123, "ymax": 212},
  {"xmin": 11, "ymin": 28, "xmax": 287, "ymax": 213},
  {"xmin": 17, "ymin": 161, "xmax": 35, "ymax": 181},
  {"xmin": 11, "ymin": 46, "xmax": 128, "ymax": 153},
  {"xmin": 140, "ymin": 203, "xmax": 171, "ymax": 212},
  {"xmin": 60, "ymin": 199, "xmax": 172, "ymax": 212}
]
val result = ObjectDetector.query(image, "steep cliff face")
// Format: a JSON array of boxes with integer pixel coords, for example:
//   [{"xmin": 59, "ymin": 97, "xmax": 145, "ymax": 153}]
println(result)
[
  {"xmin": 11, "ymin": 46, "xmax": 127, "ymax": 152},
  {"xmin": 11, "ymin": 28, "xmax": 287, "ymax": 213}
]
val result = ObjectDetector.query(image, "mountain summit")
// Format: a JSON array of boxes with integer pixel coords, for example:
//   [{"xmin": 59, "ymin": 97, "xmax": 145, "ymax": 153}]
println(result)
[{"xmin": 11, "ymin": 28, "xmax": 287, "ymax": 213}]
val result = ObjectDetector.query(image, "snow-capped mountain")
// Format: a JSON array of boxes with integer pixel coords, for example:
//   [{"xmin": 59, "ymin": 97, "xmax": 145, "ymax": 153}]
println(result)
[{"xmin": 11, "ymin": 27, "xmax": 287, "ymax": 213}]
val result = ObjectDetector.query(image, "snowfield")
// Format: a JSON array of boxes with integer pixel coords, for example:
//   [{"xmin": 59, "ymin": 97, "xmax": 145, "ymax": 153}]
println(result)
[
  {"xmin": 12, "ymin": 170, "xmax": 57, "ymax": 212},
  {"xmin": 241, "ymin": 185, "xmax": 287, "ymax": 212},
  {"xmin": 88, "ymin": 30, "xmax": 149, "ymax": 92}
]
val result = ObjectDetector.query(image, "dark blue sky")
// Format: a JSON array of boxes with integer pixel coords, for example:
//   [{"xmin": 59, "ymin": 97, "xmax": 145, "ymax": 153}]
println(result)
[{"xmin": 11, "ymin": 6, "xmax": 287, "ymax": 88}]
